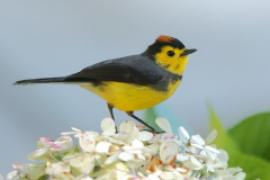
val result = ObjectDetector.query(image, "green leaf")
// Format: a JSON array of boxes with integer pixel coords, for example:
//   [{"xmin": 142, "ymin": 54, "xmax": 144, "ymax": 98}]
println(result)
[
  {"xmin": 229, "ymin": 112, "xmax": 270, "ymax": 161},
  {"xmin": 209, "ymin": 108, "xmax": 270, "ymax": 180},
  {"xmin": 208, "ymin": 108, "xmax": 239, "ymax": 151},
  {"xmin": 229, "ymin": 151, "xmax": 270, "ymax": 180}
]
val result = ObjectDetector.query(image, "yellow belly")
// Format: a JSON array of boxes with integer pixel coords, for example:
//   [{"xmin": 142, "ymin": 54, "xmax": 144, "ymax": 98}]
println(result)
[{"xmin": 80, "ymin": 81, "xmax": 180, "ymax": 111}]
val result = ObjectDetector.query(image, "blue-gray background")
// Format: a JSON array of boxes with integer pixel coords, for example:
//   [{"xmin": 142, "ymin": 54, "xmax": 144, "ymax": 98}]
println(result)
[{"xmin": 1, "ymin": 0, "xmax": 270, "ymax": 174}]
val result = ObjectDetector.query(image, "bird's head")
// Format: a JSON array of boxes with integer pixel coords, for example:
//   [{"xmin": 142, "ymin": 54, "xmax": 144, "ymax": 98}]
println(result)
[{"xmin": 144, "ymin": 35, "xmax": 196, "ymax": 75}]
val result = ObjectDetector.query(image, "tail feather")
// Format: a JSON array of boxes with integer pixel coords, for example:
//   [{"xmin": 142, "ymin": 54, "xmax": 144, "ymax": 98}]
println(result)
[{"xmin": 15, "ymin": 77, "xmax": 67, "ymax": 85}]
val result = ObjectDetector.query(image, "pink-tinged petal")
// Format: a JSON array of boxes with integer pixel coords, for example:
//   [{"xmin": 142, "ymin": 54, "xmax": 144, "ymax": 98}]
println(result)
[
  {"xmin": 39, "ymin": 137, "xmax": 53, "ymax": 147},
  {"xmin": 51, "ymin": 136, "xmax": 73, "ymax": 151}
]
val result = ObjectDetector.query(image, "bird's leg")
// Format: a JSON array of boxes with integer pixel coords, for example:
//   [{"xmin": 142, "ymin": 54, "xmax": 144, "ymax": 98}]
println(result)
[
  {"xmin": 126, "ymin": 111, "xmax": 155, "ymax": 132},
  {"xmin": 107, "ymin": 104, "xmax": 118, "ymax": 133},
  {"xmin": 107, "ymin": 104, "xmax": 115, "ymax": 120}
]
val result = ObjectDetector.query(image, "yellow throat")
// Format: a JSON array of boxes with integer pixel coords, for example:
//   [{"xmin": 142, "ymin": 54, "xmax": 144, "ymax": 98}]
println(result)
[{"xmin": 154, "ymin": 45, "xmax": 189, "ymax": 75}]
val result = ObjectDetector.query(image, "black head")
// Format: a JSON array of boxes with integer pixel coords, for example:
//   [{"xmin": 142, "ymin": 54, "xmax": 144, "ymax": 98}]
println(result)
[{"xmin": 144, "ymin": 35, "xmax": 186, "ymax": 57}]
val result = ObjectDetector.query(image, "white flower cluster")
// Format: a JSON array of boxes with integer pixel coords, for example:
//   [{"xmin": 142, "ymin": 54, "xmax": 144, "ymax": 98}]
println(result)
[{"xmin": 7, "ymin": 117, "xmax": 245, "ymax": 180}]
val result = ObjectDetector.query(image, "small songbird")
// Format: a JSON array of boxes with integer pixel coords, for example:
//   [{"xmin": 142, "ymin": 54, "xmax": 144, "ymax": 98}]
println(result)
[{"xmin": 15, "ymin": 35, "xmax": 196, "ymax": 131}]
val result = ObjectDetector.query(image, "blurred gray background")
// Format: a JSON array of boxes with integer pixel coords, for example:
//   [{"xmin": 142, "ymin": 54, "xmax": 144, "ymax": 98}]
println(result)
[{"xmin": 1, "ymin": 0, "xmax": 270, "ymax": 174}]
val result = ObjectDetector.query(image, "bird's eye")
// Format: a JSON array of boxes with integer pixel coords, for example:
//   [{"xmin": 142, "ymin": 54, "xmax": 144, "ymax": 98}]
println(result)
[{"xmin": 167, "ymin": 50, "xmax": 175, "ymax": 57}]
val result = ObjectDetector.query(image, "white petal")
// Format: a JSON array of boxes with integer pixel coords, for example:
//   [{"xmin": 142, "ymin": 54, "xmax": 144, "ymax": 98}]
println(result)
[
  {"xmin": 119, "ymin": 121, "xmax": 139, "ymax": 141},
  {"xmin": 138, "ymin": 131, "xmax": 153, "ymax": 142},
  {"xmin": 155, "ymin": 117, "xmax": 172, "ymax": 133},
  {"xmin": 205, "ymin": 145, "xmax": 219, "ymax": 154},
  {"xmin": 30, "ymin": 148, "xmax": 48, "ymax": 159},
  {"xmin": 147, "ymin": 144, "xmax": 159, "ymax": 155},
  {"xmin": 206, "ymin": 129, "xmax": 218, "ymax": 144},
  {"xmin": 206, "ymin": 163, "xmax": 215, "ymax": 172},
  {"xmin": 199, "ymin": 150, "xmax": 208, "ymax": 159},
  {"xmin": 95, "ymin": 141, "xmax": 111, "ymax": 154},
  {"xmin": 105, "ymin": 153, "xmax": 119, "ymax": 164},
  {"xmin": 178, "ymin": 126, "xmax": 190, "ymax": 144},
  {"xmin": 190, "ymin": 143, "xmax": 204, "ymax": 150},
  {"xmin": 184, "ymin": 156, "xmax": 203, "ymax": 170},
  {"xmin": 115, "ymin": 162, "xmax": 129, "ymax": 172},
  {"xmin": 204, "ymin": 145, "xmax": 220, "ymax": 161},
  {"xmin": 68, "ymin": 154, "xmax": 95, "ymax": 174},
  {"xmin": 131, "ymin": 139, "xmax": 144, "ymax": 149},
  {"xmin": 186, "ymin": 146, "xmax": 199, "ymax": 154},
  {"xmin": 78, "ymin": 132, "xmax": 98, "ymax": 152},
  {"xmin": 136, "ymin": 153, "xmax": 146, "ymax": 160},
  {"xmin": 45, "ymin": 162, "xmax": 70, "ymax": 176},
  {"xmin": 159, "ymin": 142, "xmax": 178, "ymax": 164},
  {"xmin": 119, "ymin": 121, "xmax": 136, "ymax": 134},
  {"xmin": 190, "ymin": 135, "xmax": 205, "ymax": 146},
  {"xmin": 176, "ymin": 154, "xmax": 189, "ymax": 162},
  {"xmin": 101, "ymin": 117, "xmax": 116, "ymax": 136},
  {"xmin": 118, "ymin": 152, "xmax": 134, "ymax": 161},
  {"xmin": 217, "ymin": 149, "xmax": 229, "ymax": 163}
]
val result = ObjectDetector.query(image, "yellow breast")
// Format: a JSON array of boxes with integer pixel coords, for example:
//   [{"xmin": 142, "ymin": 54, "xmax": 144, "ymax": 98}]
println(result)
[{"xmin": 80, "ymin": 80, "xmax": 181, "ymax": 112}]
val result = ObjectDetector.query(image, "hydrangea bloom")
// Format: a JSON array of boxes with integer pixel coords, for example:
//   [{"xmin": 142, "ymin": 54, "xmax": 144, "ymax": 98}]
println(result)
[{"xmin": 7, "ymin": 118, "xmax": 245, "ymax": 180}]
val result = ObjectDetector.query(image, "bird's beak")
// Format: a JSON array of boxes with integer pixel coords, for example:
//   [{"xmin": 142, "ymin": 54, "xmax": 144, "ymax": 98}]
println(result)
[{"xmin": 180, "ymin": 48, "xmax": 197, "ymax": 56}]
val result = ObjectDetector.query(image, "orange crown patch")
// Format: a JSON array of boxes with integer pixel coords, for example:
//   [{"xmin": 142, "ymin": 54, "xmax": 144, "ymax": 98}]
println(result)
[{"xmin": 156, "ymin": 35, "xmax": 174, "ymax": 43}]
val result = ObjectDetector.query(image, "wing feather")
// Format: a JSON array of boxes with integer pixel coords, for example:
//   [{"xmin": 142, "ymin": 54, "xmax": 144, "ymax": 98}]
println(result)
[{"xmin": 66, "ymin": 55, "xmax": 164, "ymax": 85}]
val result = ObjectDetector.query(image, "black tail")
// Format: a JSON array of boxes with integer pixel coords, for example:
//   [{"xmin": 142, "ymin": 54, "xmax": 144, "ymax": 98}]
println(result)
[{"xmin": 15, "ymin": 77, "xmax": 68, "ymax": 85}]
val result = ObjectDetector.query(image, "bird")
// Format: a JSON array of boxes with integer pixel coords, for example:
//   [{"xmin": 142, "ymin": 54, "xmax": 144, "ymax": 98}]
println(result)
[{"xmin": 15, "ymin": 35, "xmax": 196, "ymax": 132}]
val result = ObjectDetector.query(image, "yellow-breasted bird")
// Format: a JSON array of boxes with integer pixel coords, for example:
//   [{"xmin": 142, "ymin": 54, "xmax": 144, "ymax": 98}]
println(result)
[{"xmin": 15, "ymin": 35, "xmax": 196, "ymax": 131}]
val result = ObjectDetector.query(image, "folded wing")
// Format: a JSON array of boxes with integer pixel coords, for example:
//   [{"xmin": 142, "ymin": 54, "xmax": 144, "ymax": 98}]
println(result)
[{"xmin": 67, "ymin": 55, "xmax": 163, "ymax": 85}]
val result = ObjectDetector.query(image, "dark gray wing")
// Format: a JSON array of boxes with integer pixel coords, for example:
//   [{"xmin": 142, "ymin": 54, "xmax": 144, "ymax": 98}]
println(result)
[{"xmin": 66, "ymin": 55, "xmax": 164, "ymax": 85}]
